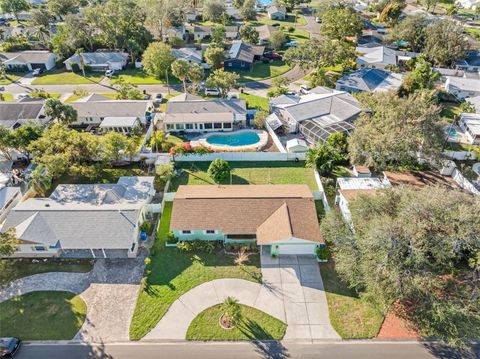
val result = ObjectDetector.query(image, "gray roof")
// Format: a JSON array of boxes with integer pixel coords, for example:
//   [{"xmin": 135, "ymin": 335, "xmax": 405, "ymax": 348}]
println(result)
[
  {"xmin": 336, "ymin": 68, "xmax": 403, "ymax": 92},
  {"xmin": 192, "ymin": 25, "xmax": 238, "ymax": 34},
  {"xmin": 446, "ymin": 76, "xmax": 480, "ymax": 92},
  {"xmin": 228, "ymin": 41, "xmax": 265, "ymax": 63},
  {"xmin": 0, "ymin": 187, "xmax": 21, "ymax": 209},
  {"xmin": 267, "ymin": 5, "xmax": 286, "ymax": 14},
  {"xmin": 0, "ymin": 51, "xmax": 54, "ymax": 64},
  {"xmin": 168, "ymin": 93, "xmax": 203, "ymax": 102},
  {"xmin": 0, "ymin": 101, "xmax": 46, "ymax": 129},
  {"xmin": 457, "ymin": 50, "xmax": 480, "ymax": 67},
  {"xmin": 2, "ymin": 177, "xmax": 155, "ymax": 250},
  {"xmin": 70, "ymin": 100, "xmax": 150, "ymax": 118},
  {"xmin": 356, "ymin": 46, "xmax": 397, "ymax": 66},
  {"xmin": 256, "ymin": 25, "xmax": 276, "ymax": 41},
  {"xmin": 172, "ymin": 48, "xmax": 203, "ymax": 64},
  {"xmin": 100, "ymin": 117, "xmax": 140, "ymax": 128},
  {"xmin": 64, "ymin": 52, "xmax": 128, "ymax": 66}
]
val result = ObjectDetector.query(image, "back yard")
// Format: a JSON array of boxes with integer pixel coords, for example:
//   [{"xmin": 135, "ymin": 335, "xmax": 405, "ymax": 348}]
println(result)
[{"xmin": 169, "ymin": 161, "xmax": 318, "ymax": 191}]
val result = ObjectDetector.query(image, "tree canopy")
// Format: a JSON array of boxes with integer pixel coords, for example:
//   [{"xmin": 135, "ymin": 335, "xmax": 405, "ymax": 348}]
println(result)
[
  {"xmin": 205, "ymin": 69, "xmax": 239, "ymax": 98},
  {"xmin": 319, "ymin": 6, "xmax": 363, "ymax": 40},
  {"xmin": 44, "ymin": 99, "xmax": 78, "ymax": 124},
  {"xmin": 208, "ymin": 159, "xmax": 231, "ymax": 183},
  {"xmin": 142, "ymin": 42, "xmax": 175, "ymax": 79},
  {"xmin": 424, "ymin": 19, "xmax": 467, "ymax": 66},
  {"xmin": 388, "ymin": 15, "xmax": 428, "ymax": 53}
]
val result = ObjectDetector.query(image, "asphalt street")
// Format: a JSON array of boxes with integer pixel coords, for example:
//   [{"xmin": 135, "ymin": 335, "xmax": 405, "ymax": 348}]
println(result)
[{"xmin": 13, "ymin": 341, "xmax": 480, "ymax": 359}]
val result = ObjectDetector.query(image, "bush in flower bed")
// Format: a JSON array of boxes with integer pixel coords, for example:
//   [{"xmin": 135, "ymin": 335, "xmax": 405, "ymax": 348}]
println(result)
[
  {"xmin": 170, "ymin": 143, "xmax": 211, "ymax": 155},
  {"xmin": 177, "ymin": 240, "xmax": 222, "ymax": 253}
]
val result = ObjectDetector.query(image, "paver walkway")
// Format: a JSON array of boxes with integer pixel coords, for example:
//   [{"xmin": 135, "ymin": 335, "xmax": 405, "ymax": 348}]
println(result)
[
  {"xmin": 261, "ymin": 254, "xmax": 340, "ymax": 340},
  {"xmin": 0, "ymin": 258, "xmax": 145, "ymax": 343},
  {"xmin": 144, "ymin": 254, "xmax": 340, "ymax": 341}
]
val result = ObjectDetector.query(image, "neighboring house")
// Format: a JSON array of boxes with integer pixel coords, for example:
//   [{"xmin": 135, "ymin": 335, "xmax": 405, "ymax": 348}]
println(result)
[
  {"xmin": 185, "ymin": 9, "xmax": 199, "ymax": 22},
  {"xmin": 0, "ymin": 99, "xmax": 48, "ymax": 129},
  {"xmin": 163, "ymin": 94, "xmax": 247, "ymax": 132},
  {"xmin": 459, "ymin": 113, "xmax": 480, "ymax": 145},
  {"xmin": 456, "ymin": 0, "xmax": 480, "ymax": 9},
  {"xmin": 466, "ymin": 95, "xmax": 480, "ymax": 112},
  {"xmin": 267, "ymin": 5, "xmax": 287, "ymax": 20},
  {"xmin": 70, "ymin": 94, "xmax": 153, "ymax": 126},
  {"xmin": 269, "ymin": 87, "xmax": 362, "ymax": 144},
  {"xmin": 163, "ymin": 26, "xmax": 185, "ymax": 42},
  {"xmin": 352, "ymin": 165, "xmax": 372, "ymax": 178},
  {"xmin": 445, "ymin": 76, "xmax": 480, "ymax": 99},
  {"xmin": 187, "ymin": 25, "xmax": 239, "ymax": 41},
  {"xmin": 0, "ymin": 51, "xmax": 56, "ymax": 71},
  {"xmin": 224, "ymin": 40, "xmax": 265, "ymax": 71},
  {"xmin": 256, "ymin": 24, "xmax": 276, "ymax": 45},
  {"xmin": 336, "ymin": 68, "xmax": 404, "ymax": 93},
  {"xmin": 356, "ymin": 46, "xmax": 419, "ymax": 69},
  {"xmin": 99, "ymin": 117, "xmax": 142, "ymax": 135},
  {"xmin": 172, "ymin": 47, "xmax": 203, "ymax": 65},
  {"xmin": 170, "ymin": 185, "xmax": 324, "ymax": 256},
  {"xmin": 357, "ymin": 34, "xmax": 383, "ymax": 48},
  {"xmin": 64, "ymin": 52, "xmax": 128, "ymax": 71},
  {"xmin": 455, "ymin": 50, "xmax": 480, "ymax": 72},
  {"xmin": 0, "ymin": 187, "xmax": 22, "ymax": 224},
  {"xmin": 2, "ymin": 177, "xmax": 156, "ymax": 259}
]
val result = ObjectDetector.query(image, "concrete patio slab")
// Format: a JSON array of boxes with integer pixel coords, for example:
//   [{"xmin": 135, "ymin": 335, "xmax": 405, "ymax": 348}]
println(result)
[{"xmin": 279, "ymin": 265, "xmax": 301, "ymax": 284}]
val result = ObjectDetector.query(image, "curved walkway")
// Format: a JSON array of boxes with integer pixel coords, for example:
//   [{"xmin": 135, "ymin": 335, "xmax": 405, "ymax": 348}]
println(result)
[{"xmin": 0, "ymin": 258, "xmax": 145, "ymax": 343}]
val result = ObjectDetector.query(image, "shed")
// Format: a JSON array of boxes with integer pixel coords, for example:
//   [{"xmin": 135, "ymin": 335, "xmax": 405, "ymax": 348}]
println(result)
[{"xmin": 286, "ymin": 138, "xmax": 308, "ymax": 153}]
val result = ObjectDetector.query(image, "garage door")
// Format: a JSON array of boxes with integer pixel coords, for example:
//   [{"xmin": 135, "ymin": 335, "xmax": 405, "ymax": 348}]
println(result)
[
  {"xmin": 278, "ymin": 244, "xmax": 316, "ymax": 255},
  {"xmin": 31, "ymin": 63, "xmax": 47, "ymax": 70}
]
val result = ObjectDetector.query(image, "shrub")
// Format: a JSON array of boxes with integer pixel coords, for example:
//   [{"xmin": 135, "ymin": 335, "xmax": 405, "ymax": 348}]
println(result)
[
  {"xmin": 154, "ymin": 163, "xmax": 174, "ymax": 191},
  {"xmin": 207, "ymin": 158, "xmax": 231, "ymax": 183},
  {"xmin": 288, "ymin": 26, "xmax": 295, "ymax": 32},
  {"xmin": 316, "ymin": 245, "xmax": 328, "ymax": 261},
  {"xmin": 166, "ymin": 231, "xmax": 178, "ymax": 244},
  {"xmin": 140, "ymin": 221, "xmax": 154, "ymax": 235}
]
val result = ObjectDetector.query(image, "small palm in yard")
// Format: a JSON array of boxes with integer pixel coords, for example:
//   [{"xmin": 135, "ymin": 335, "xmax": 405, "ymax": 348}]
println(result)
[
  {"xmin": 28, "ymin": 166, "xmax": 52, "ymax": 196},
  {"xmin": 234, "ymin": 247, "xmax": 251, "ymax": 266},
  {"xmin": 220, "ymin": 297, "xmax": 242, "ymax": 329}
]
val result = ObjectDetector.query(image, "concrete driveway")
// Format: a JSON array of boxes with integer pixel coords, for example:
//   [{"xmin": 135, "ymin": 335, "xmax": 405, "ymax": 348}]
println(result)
[{"xmin": 261, "ymin": 254, "xmax": 340, "ymax": 340}]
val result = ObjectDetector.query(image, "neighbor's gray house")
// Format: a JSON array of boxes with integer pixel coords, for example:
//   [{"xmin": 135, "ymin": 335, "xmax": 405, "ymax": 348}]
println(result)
[
  {"xmin": 0, "ymin": 99, "xmax": 49, "ymax": 129},
  {"xmin": 187, "ymin": 25, "xmax": 239, "ymax": 41},
  {"xmin": 69, "ymin": 94, "xmax": 153, "ymax": 127},
  {"xmin": 0, "ymin": 51, "xmax": 56, "ymax": 71},
  {"xmin": 2, "ymin": 177, "xmax": 156, "ymax": 258},
  {"xmin": 170, "ymin": 185, "xmax": 324, "ymax": 256},
  {"xmin": 268, "ymin": 87, "xmax": 362, "ymax": 144},
  {"xmin": 267, "ymin": 5, "xmax": 286, "ymax": 20},
  {"xmin": 224, "ymin": 40, "xmax": 265, "ymax": 71},
  {"xmin": 0, "ymin": 187, "xmax": 22, "ymax": 224},
  {"xmin": 356, "ymin": 46, "xmax": 419, "ymax": 69},
  {"xmin": 455, "ymin": 50, "xmax": 480, "ymax": 73},
  {"xmin": 163, "ymin": 93, "xmax": 247, "ymax": 132},
  {"xmin": 64, "ymin": 52, "xmax": 128, "ymax": 71},
  {"xmin": 459, "ymin": 113, "xmax": 480, "ymax": 145},
  {"xmin": 99, "ymin": 117, "xmax": 142, "ymax": 135},
  {"xmin": 256, "ymin": 24, "xmax": 276, "ymax": 45},
  {"xmin": 335, "ymin": 68, "xmax": 403, "ymax": 93},
  {"xmin": 445, "ymin": 76, "xmax": 480, "ymax": 100}
]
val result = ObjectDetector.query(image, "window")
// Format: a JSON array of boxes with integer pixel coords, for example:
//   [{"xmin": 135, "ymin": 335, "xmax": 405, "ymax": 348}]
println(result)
[
  {"xmin": 198, "ymin": 124, "xmax": 203, "ymax": 130},
  {"xmin": 228, "ymin": 62, "xmax": 232, "ymax": 67},
  {"xmin": 186, "ymin": 123, "xmax": 194, "ymax": 130},
  {"xmin": 205, "ymin": 230, "xmax": 216, "ymax": 234},
  {"xmin": 214, "ymin": 123, "xmax": 222, "ymax": 129},
  {"xmin": 204, "ymin": 123, "xmax": 213, "ymax": 129},
  {"xmin": 175, "ymin": 123, "xmax": 185, "ymax": 130},
  {"xmin": 223, "ymin": 123, "xmax": 232, "ymax": 129},
  {"xmin": 182, "ymin": 230, "xmax": 192, "ymax": 234},
  {"xmin": 166, "ymin": 124, "xmax": 174, "ymax": 130},
  {"xmin": 34, "ymin": 246, "xmax": 46, "ymax": 251}
]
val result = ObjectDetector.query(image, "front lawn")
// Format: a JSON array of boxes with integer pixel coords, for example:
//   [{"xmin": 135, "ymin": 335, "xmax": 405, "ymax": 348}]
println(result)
[
  {"xmin": 0, "ymin": 93, "xmax": 14, "ymax": 102},
  {"xmin": 186, "ymin": 304, "xmax": 287, "ymax": 340},
  {"xmin": 0, "ymin": 73, "xmax": 24, "ymax": 85},
  {"xmin": 253, "ymin": 13, "xmax": 307, "ymax": 27},
  {"xmin": 0, "ymin": 259, "xmax": 94, "ymax": 287},
  {"xmin": 129, "ymin": 201, "xmax": 262, "ymax": 340},
  {"xmin": 236, "ymin": 60, "xmax": 290, "ymax": 83},
  {"xmin": 32, "ymin": 68, "xmax": 105, "ymax": 85},
  {"xmin": 288, "ymin": 28, "xmax": 310, "ymax": 43},
  {"xmin": 319, "ymin": 259, "xmax": 384, "ymax": 338},
  {"xmin": 64, "ymin": 92, "xmax": 117, "ymax": 103},
  {"xmin": 239, "ymin": 92, "xmax": 269, "ymax": 111},
  {"xmin": 111, "ymin": 69, "xmax": 181, "ymax": 85},
  {"xmin": 0, "ymin": 291, "xmax": 87, "ymax": 340},
  {"xmin": 169, "ymin": 161, "xmax": 318, "ymax": 191}
]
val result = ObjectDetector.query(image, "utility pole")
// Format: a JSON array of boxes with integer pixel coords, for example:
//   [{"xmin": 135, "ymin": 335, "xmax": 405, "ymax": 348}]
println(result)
[{"xmin": 165, "ymin": 69, "xmax": 170, "ymax": 95}]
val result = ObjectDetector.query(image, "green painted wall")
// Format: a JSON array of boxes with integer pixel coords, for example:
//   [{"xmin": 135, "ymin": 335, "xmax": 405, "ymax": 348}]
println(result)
[{"xmin": 174, "ymin": 229, "xmax": 224, "ymax": 242}]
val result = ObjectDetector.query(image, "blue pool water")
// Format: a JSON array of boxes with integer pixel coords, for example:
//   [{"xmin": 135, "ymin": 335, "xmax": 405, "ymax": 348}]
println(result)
[
  {"xmin": 257, "ymin": 0, "xmax": 273, "ymax": 5},
  {"xmin": 206, "ymin": 132, "xmax": 261, "ymax": 147}
]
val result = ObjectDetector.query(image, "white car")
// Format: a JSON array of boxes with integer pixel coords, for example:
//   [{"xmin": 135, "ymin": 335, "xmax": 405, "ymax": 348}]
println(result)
[
  {"xmin": 285, "ymin": 41, "xmax": 298, "ymax": 47},
  {"xmin": 204, "ymin": 88, "xmax": 220, "ymax": 96},
  {"xmin": 315, "ymin": 17, "xmax": 321, "ymax": 23},
  {"xmin": 299, "ymin": 85, "xmax": 311, "ymax": 95},
  {"xmin": 105, "ymin": 69, "xmax": 115, "ymax": 77},
  {"xmin": 227, "ymin": 92, "xmax": 239, "ymax": 100},
  {"xmin": 153, "ymin": 93, "xmax": 163, "ymax": 103}
]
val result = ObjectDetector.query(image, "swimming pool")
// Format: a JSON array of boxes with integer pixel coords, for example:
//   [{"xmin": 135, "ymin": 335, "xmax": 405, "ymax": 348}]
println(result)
[
  {"xmin": 257, "ymin": 0, "xmax": 273, "ymax": 5},
  {"xmin": 445, "ymin": 127, "xmax": 461, "ymax": 140},
  {"xmin": 207, "ymin": 132, "xmax": 261, "ymax": 147}
]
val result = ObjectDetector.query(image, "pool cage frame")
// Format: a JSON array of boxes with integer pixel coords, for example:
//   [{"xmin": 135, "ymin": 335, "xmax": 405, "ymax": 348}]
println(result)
[{"xmin": 298, "ymin": 119, "xmax": 355, "ymax": 145}]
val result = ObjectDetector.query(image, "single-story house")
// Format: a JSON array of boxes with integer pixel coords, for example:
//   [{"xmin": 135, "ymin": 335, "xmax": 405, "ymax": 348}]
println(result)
[
  {"xmin": 187, "ymin": 25, "xmax": 239, "ymax": 40},
  {"xmin": 99, "ymin": 116, "xmax": 142, "ymax": 135},
  {"xmin": 269, "ymin": 87, "xmax": 361, "ymax": 144},
  {"xmin": 356, "ymin": 46, "xmax": 419, "ymax": 69},
  {"xmin": 336, "ymin": 68, "xmax": 403, "ymax": 93},
  {"xmin": 163, "ymin": 26, "xmax": 185, "ymax": 42},
  {"xmin": 455, "ymin": 50, "xmax": 480, "ymax": 72},
  {"xmin": 224, "ymin": 40, "xmax": 265, "ymax": 71},
  {"xmin": 2, "ymin": 177, "xmax": 155, "ymax": 258},
  {"xmin": 172, "ymin": 47, "xmax": 203, "ymax": 65},
  {"xmin": 0, "ymin": 186, "xmax": 22, "ymax": 224},
  {"xmin": 164, "ymin": 94, "xmax": 247, "ymax": 132},
  {"xmin": 356, "ymin": 34, "xmax": 383, "ymax": 48},
  {"xmin": 267, "ymin": 5, "xmax": 286, "ymax": 20},
  {"xmin": 70, "ymin": 94, "xmax": 153, "ymax": 126},
  {"xmin": 456, "ymin": 0, "xmax": 480, "ymax": 11},
  {"xmin": 445, "ymin": 76, "xmax": 480, "ymax": 99},
  {"xmin": 352, "ymin": 165, "xmax": 371, "ymax": 178},
  {"xmin": 0, "ymin": 99, "xmax": 49, "ymax": 129},
  {"xmin": 64, "ymin": 52, "xmax": 128, "ymax": 71},
  {"xmin": 0, "ymin": 51, "xmax": 56, "ymax": 71},
  {"xmin": 459, "ymin": 113, "xmax": 480, "ymax": 145},
  {"xmin": 170, "ymin": 185, "xmax": 324, "ymax": 256},
  {"xmin": 256, "ymin": 24, "xmax": 276, "ymax": 45}
]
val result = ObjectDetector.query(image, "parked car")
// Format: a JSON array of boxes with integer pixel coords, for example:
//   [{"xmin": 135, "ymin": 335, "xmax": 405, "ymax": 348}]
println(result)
[
  {"xmin": 285, "ymin": 41, "xmax": 298, "ymax": 47},
  {"xmin": 204, "ymin": 88, "xmax": 220, "ymax": 96},
  {"xmin": 263, "ymin": 51, "xmax": 283, "ymax": 60},
  {"xmin": 0, "ymin": 337, "xmax": 21, "ymax": 357},
  {"xmin": 271, "ymin": 22, "xmax": 281, "ymax": 27},
  {"xmin": 0, "ymin": 86, "xmax": 4, "ymax": 91},
  {"xmin": 32, "ymin": 68, "xmax": 43, "ymax": 76},
  {"xmin": 105, "ymin": 69, "xmax": 115, "ymax": 77},
  {"xmin": 153, "ymin": 93, "xmax": 163, "ymax": 103},
  {"xmin": 17, "ymin": 94, "xmax": 30, "ymax": 100},
  {"xmin": 300, "ymin": 84, "xmax": 311, "ymax": 95},
  {"xmin": 227, "ymin": 92, "xmax": 239, "ymax": 100},
  {"xmin": 315, "ymin": 17, "xmax": 321, "ymax": 23}
]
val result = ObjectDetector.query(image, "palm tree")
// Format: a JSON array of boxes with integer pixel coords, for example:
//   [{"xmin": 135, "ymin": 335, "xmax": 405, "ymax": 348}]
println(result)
[
  {"xmin": 28, "ymin": 166, "xmax": 52, "ymax": 197},
  {"xmin": 33, "ymin": 25, "xmax": 50, "ymax": 47},
  {"xmin": 75, "ymin": 49, "xmax": 86, "ymax": 77},
  {"xmin": 171, "ymin": 59, "xmax": 191, "ymax": 93},
  {"xmin": 220, "ymin": 296, "xmax": 242, "ymax": 327}
]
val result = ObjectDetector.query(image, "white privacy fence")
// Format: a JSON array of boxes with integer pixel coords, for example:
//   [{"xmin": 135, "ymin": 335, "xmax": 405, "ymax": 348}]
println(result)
[
  {"xmin": 173, "ymin": 151, "xmax": 305, "ymax": 162},
  {"xmin": 452, "ymin": 168, "xmax": 480, "ymax": 196},
  {"xmin": 442, "ymin": 151, "xmax": 477, "ymax": 161}
]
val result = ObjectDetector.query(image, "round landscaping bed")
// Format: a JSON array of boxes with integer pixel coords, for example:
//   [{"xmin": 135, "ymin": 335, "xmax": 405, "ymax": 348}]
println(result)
[
  {"xmin": 186, "ymin": 304, "xmax": 286, "ymax": 341},
  {"xmin": 0, "ymin": 291, "xmax": 87, "ymax": 340}
]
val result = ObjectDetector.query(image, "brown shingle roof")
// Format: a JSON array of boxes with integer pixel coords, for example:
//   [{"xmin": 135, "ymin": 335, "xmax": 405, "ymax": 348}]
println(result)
[
  {"xmin": 383, "ymin": 171, "xmax": 458, "ymax": 189},
  {"xmin": 171, "ymin": 185, "xmax": 323, "ymax": 244}
]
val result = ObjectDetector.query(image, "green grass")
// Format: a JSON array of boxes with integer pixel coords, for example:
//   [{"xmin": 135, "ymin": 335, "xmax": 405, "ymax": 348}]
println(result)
[
  {"xmin": 288, "ymin": 28, "xmax": 310, "ymax": 43},
  {"xmin": 253, "ymin": 13, "xmax": 307, "ymax": 27},
  {"xmin": 32, "ymin": 68, "xmax": 105, "ymax": 85},
  {"xmin": 444, "ymin": 142, "xmax": 480, "ymax": 152},
  {"xmin": 112, "ymin": 69, "xmax": 181, "ymax": 85},
  {"xmin": 240, "ymin": 92, "xmax": 269, "ymax": 111},
  {"xmin": 169, "ymin": 161, "xmax": 318, "ymax": 192},
  {"xmin": 186, "ymin": 304, "xmax": 287, "ymax": 340},
  {"xmin": 64, "ymin": 92, "xmax": 117, "ymax": 103},
  {"xmin": 0, "ymin": 73, "xmax": 24, "ymax": 85},
  {"xmin": 0, "ymin": 93, "xmax": 14, "ymax": 102},
  {"xmin": 0, "ymin": 259, "xmax": 94, "ymax": 287},
  {"xmin": 0, "ymin": 291, "xmax": 87, "ymax": 340},
  {"xmin": 235, "ymin": 60, "xmax": 291, "ymax": 83},
  {"xmin": 129, "ymin": 201, "xmax": 262, "ymax": 340},
  {"xmin": 319, "ymin": 259, "xmax": 384, "ymax": 338}
]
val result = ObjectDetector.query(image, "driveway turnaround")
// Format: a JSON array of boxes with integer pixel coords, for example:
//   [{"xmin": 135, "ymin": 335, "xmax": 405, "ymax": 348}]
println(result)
[
  {"xmin": 0, "ymin": 258, "xmax": 145, "ymax": 343},
  {"xmin": 144, "ymin": 254, "xmax": 339, "ymax": 341}
]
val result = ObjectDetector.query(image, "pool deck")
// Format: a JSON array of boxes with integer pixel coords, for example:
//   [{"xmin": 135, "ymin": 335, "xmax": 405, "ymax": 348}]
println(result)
[{"xmin": 191, "ymin": 129, "xmax": 269, "ymax": 152}]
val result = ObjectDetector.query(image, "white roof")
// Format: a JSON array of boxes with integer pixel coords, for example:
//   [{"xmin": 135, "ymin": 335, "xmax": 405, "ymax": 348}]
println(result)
[
  {"xmin": 286, "ymin": 138, "xmax": 308, "ymax": 149},
  {"xmin": 337, "ymin": 177, "xmax": 390, "ymax": 190},
  {"xmin": 460, "ymin": 113, "xmax": 480, "ymax": 136},
  {"xmin": 100, "ymin": 117, "xmax": 139, "ymax": 128},
  {"xmin": 266, "ymin": 113, "xmax": 283, "ymax": 131},
  {"xmin": 447, "ymin": 76, "xmax": 480, "ymax": 92}
]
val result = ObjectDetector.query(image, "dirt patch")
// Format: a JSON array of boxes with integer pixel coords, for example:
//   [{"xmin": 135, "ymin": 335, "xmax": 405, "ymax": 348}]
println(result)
[{"xmin": 377, "ymin": 308, "xmax": 419, "ymax": 339}]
